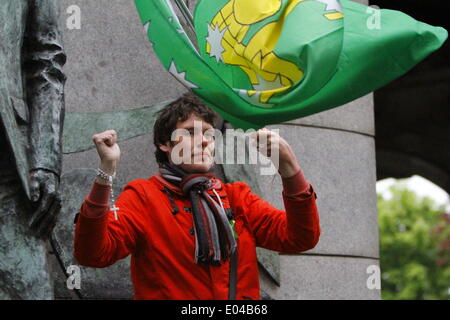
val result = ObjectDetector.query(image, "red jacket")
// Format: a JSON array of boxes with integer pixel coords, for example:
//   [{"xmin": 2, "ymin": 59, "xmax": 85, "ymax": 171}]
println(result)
[{"xmin": 74, "ymin": 171, "xmax": 320, "ymax": 300}]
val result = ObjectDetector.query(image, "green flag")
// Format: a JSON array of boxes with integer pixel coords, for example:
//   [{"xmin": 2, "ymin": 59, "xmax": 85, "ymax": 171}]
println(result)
[{"xmin": 134, "ymin": 0, "xmax": 447, "ymax": 130}]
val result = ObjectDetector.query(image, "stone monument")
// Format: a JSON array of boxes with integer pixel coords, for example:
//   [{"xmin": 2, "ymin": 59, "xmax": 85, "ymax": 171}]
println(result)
[{"xmin": 0, "ymin": 0, "xmax": 66, "ymax": 299}]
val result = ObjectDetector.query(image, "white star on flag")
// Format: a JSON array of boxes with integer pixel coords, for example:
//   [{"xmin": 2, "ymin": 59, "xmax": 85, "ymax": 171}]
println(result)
[
  {"xmin": 252, "ymin": 74, "xmax": 285, "ymax": 92},
  {"xmin": 236, "ymin": 89, "xmax": 274, "ymax": 108},
  {"xmin": 168, "ymin": 61, "xmax": 199, "ymax": 89},
  {"xmin": 143, "ymin": 22, "xmax": 150, "ymax": 34},
  {"xmin": 315, "ymin": 0, "xmax": 343, "ymax": 12},
  {"xmin": 206, "ymin": 23, "xmax": 227, "ymax": 62}
]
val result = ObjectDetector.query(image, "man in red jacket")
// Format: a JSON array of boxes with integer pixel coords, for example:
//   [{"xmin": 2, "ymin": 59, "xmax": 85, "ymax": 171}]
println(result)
[{"xmin": 74, "ymin": 92, "xmax": 320, "ymax": 300}]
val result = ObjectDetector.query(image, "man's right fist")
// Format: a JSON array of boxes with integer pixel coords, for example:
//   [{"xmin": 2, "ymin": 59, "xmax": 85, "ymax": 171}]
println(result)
[{"xmin": 92, "ymin": 130, "xmax": 120, "ymax": 173}]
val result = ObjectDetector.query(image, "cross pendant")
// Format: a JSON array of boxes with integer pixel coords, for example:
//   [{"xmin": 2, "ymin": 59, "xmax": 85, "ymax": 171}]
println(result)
[{"xmin": 111, "ymin": 204, "xmax": 120, "ymax": 220}]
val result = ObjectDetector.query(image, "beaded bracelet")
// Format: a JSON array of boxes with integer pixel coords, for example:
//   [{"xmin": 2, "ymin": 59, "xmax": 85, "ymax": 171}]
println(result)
[
  {"xmin": 96, "ymin": 168, "xmax": 116, "ymax": 185},
  {"xmin": 96, "ymin": 168, "xmax": 119, "ymax": 220}
]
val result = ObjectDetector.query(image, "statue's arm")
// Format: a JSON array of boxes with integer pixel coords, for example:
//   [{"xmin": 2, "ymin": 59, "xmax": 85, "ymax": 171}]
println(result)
[{"xmin": 24, "ymin": 0, "xmax": 67, "ymax": 176}]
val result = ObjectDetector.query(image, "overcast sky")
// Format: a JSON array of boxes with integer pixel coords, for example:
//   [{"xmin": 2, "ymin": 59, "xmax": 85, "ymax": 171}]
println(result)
[{"xmin": 376, "ymin": 175, "xmax": 450, "ymax": 212}]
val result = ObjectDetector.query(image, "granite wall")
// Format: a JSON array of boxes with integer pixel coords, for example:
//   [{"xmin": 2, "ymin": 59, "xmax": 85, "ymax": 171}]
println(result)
[{"xmin": 51, "ymin": 0, "xmax": 380, "ymax": 299}]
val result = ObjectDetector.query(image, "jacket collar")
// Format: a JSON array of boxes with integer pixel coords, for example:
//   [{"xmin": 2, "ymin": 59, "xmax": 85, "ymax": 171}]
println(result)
[{"xmin": 154, "ymin": 173, "xmax": 223, "ymax": 197}]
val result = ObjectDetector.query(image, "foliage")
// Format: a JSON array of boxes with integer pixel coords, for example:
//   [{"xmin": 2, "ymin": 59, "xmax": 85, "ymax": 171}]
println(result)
[{"xmin": 377, "ymin": 183, "xmax": 450, "ymax": 300}]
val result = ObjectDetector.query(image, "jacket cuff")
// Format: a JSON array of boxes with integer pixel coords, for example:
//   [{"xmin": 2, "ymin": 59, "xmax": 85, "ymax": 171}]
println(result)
[
  {"xmin": 75, "ymin": 182, "xmax": 111, "ymax": 220},
  {"xmin": 88, "ymin": 181, "xmax": 111, "ymax": 205},
  {"xmin": 281, "ymin": 168, "xmax": 310, "ymax": 197}
]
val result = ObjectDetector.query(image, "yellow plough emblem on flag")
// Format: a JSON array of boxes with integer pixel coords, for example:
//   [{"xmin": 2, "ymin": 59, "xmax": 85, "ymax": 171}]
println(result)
[{"xmin": 206, "ymin": 0, "xmax": 344, "ymax": 104}]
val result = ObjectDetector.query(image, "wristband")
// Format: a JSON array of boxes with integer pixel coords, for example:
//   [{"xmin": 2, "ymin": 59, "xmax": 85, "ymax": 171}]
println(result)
[{"xmin": 96, "ymin": 168, "xmax": 116, "ymax": 185}]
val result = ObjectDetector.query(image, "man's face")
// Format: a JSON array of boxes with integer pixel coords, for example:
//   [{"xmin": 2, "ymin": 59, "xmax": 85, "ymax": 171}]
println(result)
[{"xmin": 159, "ymin": 113, "xmax": 216, "ymax": 173}]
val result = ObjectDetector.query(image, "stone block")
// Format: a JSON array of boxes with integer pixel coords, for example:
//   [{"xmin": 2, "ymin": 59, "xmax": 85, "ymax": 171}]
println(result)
[
  {"xmin": 60, "ymin": 0, "xmax": 187, "ymax": 114},
  {"xmin": 256, "ymin": 125, "xmax": 379, "ymax": 258},
  {"xmin": 284, "ymin": 93, "xmax": 375, "ymax": 136},
  {"xmin": 260, "ymin": 254, "xmax": 381, "ymax": 300}
]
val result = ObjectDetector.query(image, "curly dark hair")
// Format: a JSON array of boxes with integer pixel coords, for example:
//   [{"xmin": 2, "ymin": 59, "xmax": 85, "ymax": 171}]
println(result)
[{"xmin": 153, "ymin": 91, "xmax": 220, "ymax": 166}]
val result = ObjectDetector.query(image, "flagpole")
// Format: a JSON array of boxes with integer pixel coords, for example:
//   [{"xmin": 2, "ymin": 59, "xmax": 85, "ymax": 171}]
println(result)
[{"xmin": 173, "ymin": 0, "xmax": 195, "ymax": 33}]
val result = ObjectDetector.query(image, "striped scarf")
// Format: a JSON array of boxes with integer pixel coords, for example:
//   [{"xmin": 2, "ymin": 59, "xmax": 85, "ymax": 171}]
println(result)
[{"xmin": 159, "ymin": 162, "xmax": 237, "ymax": 266}]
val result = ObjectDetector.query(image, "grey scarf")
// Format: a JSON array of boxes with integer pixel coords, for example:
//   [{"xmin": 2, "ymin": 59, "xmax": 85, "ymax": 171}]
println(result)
[{"xmin": 159, "ymin": 162, "xmax": 237, "ymax": 266}]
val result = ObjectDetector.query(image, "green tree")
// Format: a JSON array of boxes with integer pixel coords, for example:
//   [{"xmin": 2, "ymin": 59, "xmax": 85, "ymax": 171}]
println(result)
[{"xmin": 377, "ymin": 183, "xmax": 450, "ymax": 300}]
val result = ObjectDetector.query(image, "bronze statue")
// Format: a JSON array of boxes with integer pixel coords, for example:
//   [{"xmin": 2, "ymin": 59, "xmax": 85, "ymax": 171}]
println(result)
[{"xmin": 0, "ymin": 0, "xmax": 65, "ymax": 299}]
